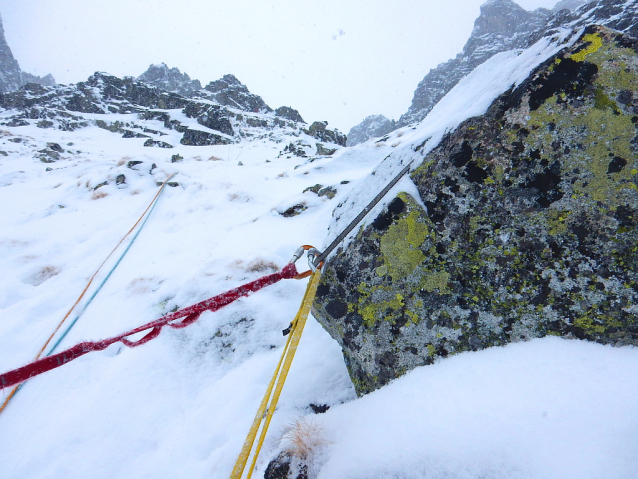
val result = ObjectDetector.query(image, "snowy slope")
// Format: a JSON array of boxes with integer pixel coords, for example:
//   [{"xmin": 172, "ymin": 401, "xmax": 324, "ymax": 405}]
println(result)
[{"xmin": 1, "ymin": 28, "xmax": 638, "ymax": 479}]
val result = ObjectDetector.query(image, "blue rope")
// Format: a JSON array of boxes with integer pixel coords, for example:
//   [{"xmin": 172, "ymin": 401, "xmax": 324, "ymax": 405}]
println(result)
[
  {"xmin": 5, "ymin": 176, "xmax": 175, "ymax": 406},
  {"xmin": 46, "ymin": 186, "xmax": 168, "ymax": 356}
]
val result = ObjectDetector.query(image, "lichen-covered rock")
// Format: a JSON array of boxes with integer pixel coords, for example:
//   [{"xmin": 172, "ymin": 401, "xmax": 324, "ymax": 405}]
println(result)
[{"xmin": 313, "ymin": 26, "xmax": 638, "ymax": 396}]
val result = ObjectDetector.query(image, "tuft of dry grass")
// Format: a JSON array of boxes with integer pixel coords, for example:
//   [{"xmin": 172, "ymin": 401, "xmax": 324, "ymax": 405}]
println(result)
[
  {"xmin": 91, "ymin": 190, "xmax": 108, "ymax": 200},
  {"xmin": 245, "ymin": 258, "xmax": 278, "ymax": 273},
  {"xmin": 28, "ymin": 265, "xmax": 60, "ymax": 286},
  {"xmin": 128, "ymin": 277, "xmax": 161, "ymax": 294},
  {"xmin": 280, "ymin": 417, "xmax": 328, "ymax": 460},
  {"xmin": 208, "ymin": 155, "xmax": 223, "ymax": 161}
]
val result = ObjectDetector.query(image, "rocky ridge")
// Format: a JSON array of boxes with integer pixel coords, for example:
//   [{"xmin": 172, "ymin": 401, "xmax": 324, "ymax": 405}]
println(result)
[
  {"xmin": 347, "ymin": 0, "xmax": 589, "ymax": 146},
  {"xmin": 0, "ymin": 70, "xmax": 345, "ymax": 154}
]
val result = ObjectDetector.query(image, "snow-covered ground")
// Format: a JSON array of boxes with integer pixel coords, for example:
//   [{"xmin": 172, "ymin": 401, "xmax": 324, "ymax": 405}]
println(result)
[{"xmin": 1, "ymin": 29, "xmax": 638, "ymax": 479}]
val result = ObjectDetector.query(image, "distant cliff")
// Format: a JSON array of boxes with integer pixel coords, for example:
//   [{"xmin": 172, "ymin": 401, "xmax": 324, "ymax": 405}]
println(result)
[{"xmin": 0, "ymin": 13, "xmax": 55, "ymax": 93}]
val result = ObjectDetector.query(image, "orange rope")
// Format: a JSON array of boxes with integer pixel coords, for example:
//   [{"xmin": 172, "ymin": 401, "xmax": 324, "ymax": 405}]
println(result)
[{"xmin": 0, "ymin": 173, "xmax": 175, "ymax": 414}]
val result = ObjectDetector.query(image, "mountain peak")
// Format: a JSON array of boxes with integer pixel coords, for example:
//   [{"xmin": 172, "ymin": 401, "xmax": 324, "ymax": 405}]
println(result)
[{"xmin": 137, "ymin": 63, "xmax": 201, "ymax": 97}]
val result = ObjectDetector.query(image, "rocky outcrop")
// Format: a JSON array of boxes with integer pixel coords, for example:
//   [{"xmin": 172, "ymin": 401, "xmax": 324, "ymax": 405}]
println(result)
[
  {"xmin": 137, "ymin": 63, "xmax": 202, "ymax": 97},
  {"xmin": 313, "ymin": 27, "xmax": 638, "ymax": 396},
  {"xmin": 346, "ymin": 114, "xmax": 396, "ymax": 146},
  {"xmin": 204, "ymin": 74, "xmax": 272, "ymax": 113},
  {"xmin": 304, "ymin": 121, "xmax": 346, "ymax": 147},
  {"xmin": 275, "ymin": 106, "xmax": 305, "ymax": 123},
  {"xmin": 0, "ymin": 13, "xmax": 55, "ymax": 92}
]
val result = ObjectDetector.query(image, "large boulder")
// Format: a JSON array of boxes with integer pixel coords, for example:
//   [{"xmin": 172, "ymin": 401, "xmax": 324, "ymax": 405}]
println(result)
[{"xmin": 312, "ymin": 27, "xmax": 638, "ymax": 396}]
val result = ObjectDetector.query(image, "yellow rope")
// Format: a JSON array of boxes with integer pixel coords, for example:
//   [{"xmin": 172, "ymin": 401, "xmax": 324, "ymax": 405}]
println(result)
[
  {"xmin": 230, "ymin": 268, "xmax": 322, "ymax": 479},
  {"xmin": 0, "ymin": 174, "xmax": 176, "ymax": 415}
]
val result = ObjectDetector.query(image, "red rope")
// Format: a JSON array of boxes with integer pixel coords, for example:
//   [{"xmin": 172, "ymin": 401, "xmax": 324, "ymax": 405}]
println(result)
[{"xmin": 0, "ymin": 263, "xmax": 299, "ymax": 390}]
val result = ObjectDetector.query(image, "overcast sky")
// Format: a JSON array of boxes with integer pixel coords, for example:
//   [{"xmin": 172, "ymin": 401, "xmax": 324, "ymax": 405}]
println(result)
[{"xmin": 0, "ymin": 0, "xmax": 561, "ymax": 132}]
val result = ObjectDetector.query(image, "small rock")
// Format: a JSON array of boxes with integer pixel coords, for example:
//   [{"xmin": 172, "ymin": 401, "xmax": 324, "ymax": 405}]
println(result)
[
  {"xmin": 170, "ymin": 154, "xmax": 183, "ymax": 163},
  {"xmin": 167, "ymin": 182, "xmax": 179, "ymax": 187},
  {"xmin": 238, "ymin": 161, "xmax": 243, "ymax": 166},
  {"xmin": 93, "ymin": 181, "xmax": 108, "ymax": 191},
  {"xmin": 264, "ymin": 453, "xmax": 308, "ymax": 479},
  {"xmin": 143, "ymin": 139, "xmax": 174, "ymax": 148},
  {"xmin": 281, "ymin": 204, "xmax": 307, "ymax": 217},
  {"xmin": 37, "ymin": 120, "xmax": 54, "ymax": 129},
  {"xmin": 0, "ymin": 151, "xmax": 8, "ymax": 156},
  {"xmin": 116, "ymin": 174, "xmax": 126, "ymax": 186},
  {"xmin": 309, "ymin": 403, "xmax": 330, "ymax": 414},
  {"xmin": 303, "ymin": 184, "xmax": 323, "ymax": 194},
  {"xmin": 316, "ymin": 143, "xmax": 337, "ymax": 156},
  {"xmin": 318, "ymin": 186, "xmax": 337, "ymax": 199},
  {"xmin": 35, "ymin": 149, "xmax": 60, "ymax": 163},
  {"xmin": 127, "ymin": 161, "xmax": 144, "ymax": 170},
  {"xmin": 8, "ymin": 138, "xmax": 22, "ymax": 143},
  {"xmin": 46, "ymin": 142, "xmax": 63, "ymax": 153}
]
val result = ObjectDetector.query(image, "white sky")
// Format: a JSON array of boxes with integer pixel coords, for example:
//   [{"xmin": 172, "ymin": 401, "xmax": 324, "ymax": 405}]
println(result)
[{"xmin": 0, "ymin": 0, "xmax": 560, "ymax": 132}]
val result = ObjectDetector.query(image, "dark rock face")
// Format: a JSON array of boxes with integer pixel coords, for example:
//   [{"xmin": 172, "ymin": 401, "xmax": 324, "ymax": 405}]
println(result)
[
  {"xmin": 180, "ymin": 128, "xmax": 230, "ymax": 146},
  {"xmin": 347, "ymin": 114, "xmax": 396, "ymax": 146},
  {"xmin": 313, "ymin": 27, "xmax": 638, "ymax": 396},
  {"xmin": 204, "ymin": 74, "xmax": 272, "ymax": 113},
  {"xmin": 137, "ymin": 63, "xmax": 202, "ymax": 97},
  {"xmin": 183, "ymin": 102, "xmax": 234, "ymax": 136},
  {"xmin": 0, "ymin": 14, "xmax": 56, "ymax": 92}
]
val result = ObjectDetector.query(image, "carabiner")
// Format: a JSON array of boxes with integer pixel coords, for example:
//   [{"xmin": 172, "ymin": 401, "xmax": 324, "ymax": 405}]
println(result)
[{"xmin": 288, "ymin": 245, "xmax": 323, "ymax": 278}]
